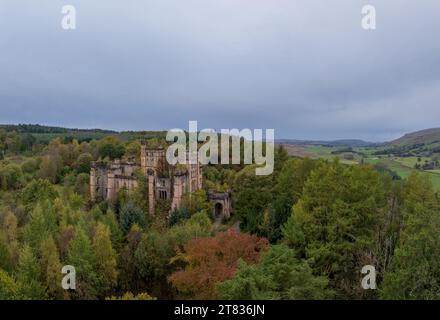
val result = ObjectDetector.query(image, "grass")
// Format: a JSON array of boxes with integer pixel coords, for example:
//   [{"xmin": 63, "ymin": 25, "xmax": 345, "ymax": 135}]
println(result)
[{"xmin": 304, "ymin": 146, "xmax": 440, "ymax": 191}]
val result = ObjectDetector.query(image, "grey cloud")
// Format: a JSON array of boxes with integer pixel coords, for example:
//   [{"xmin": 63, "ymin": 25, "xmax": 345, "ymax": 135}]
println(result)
[{"xmin": 0, "ymin": 0, "xmax": 439, "ymax": 141}]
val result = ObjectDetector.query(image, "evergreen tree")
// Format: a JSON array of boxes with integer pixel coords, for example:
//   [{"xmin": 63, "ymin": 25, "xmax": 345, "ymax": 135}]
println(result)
[
  {"xmin": 381, "ymin": 173, "xmax": 440, "ymax": 299},
  {"xmin": 120, "ymin": 201, "xmax": 146, "ymax": 234},
  {"xmin": 291, "ymin": 160, "xmax": 388, "ymax": 298},
  {"xmin": 0, "ymin": 269, "xmax": 21, "ymax": 300},
  {"xmin": 40, "ymin": 236, "xmax": 65, "ymax": 299},
  {"xmin": 218, "ymin": 245, "xmax": 333, "ymax": 300},
  {"xmin": 16, "ymin": 245, "xmax": 47, "ymax": 300},
  {"xmin": 67, "ymin": 225, "xmax": 99, "ymax": 299},
  {"xmin": 93, "ymin": 222, "xmax": 118, "ymax": 296}
]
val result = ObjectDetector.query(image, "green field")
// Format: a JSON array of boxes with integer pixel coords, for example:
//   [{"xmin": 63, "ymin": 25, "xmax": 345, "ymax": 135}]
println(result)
[{"xmin": 302, "ymin": 145, "xmax": 440, "ymax": 191}]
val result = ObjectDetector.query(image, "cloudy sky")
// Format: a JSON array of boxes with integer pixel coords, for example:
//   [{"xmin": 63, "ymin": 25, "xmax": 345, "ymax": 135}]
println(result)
[{"xmin": 1, "ymin": 1, "xmax": 439, "ymax": 141}]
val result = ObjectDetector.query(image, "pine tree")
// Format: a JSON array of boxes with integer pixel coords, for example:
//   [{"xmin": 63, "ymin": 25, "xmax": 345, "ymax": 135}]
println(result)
[
  {"xmin": 16, "ymin": 245, "xmax": 47, "ymax": 300},
  {"xmin": 0, "ymin": 269, "xmax": 21, "ymax": 300},
  {"xmin": 40, "ymin": 236, "xmax": 66, "ymax": 299},
  {"xmin": 381, "ymin": 173, "xmax": 440, "ymax": 299},
  {"xmin": 67, "ymin": 225, "xmax": 99, "ymax": 299},
  {"xmin": 291, "ymin": 160, "xmax": 389, "ymax": 298},
  {"xmin": 23, "ymin": 201, "xmax": 57, "ymax": 251},
  {"xmin": 93, "ymin": 222, "xmax": 118, "ymax": 296}
]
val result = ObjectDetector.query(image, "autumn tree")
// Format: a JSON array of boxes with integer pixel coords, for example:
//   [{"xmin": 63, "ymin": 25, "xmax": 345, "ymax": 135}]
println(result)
[
  {"xmin": 107, "ymin": 292, "xmax": 155, "ymax": 300},
  {"xmin": 39, "ymin": 236, "xmax": 65, "ymax": 299},
  {"xmin": 0, "ymin": 269, "xmax": 21, "ymax": 300},
  {"xmin": 0, "ymin": 164, "xmax": 23, "ymax": 190},
  {"xmin": 135, "ymin": 212, "xmax": 213, "ymax": 298},
  {"xmin": 169, "ymin": 229, "xmax": 269, "ymax": 299},
  {"xmin": 93, "ymin": 222, "xmax": 118, "ymax": 296},
  {"xmin": 218, "ymin": 244, "xmax": 333, "ymax": 300},
  {"xmin": 0, "ymin": 211, "xmax": 19, "ymax": 272}
]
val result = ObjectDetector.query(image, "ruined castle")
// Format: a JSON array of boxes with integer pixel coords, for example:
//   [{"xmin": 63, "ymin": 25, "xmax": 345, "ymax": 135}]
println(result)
[{"xmin": 90, "ymin": 142, "xmax": 231, "ymax": 218}]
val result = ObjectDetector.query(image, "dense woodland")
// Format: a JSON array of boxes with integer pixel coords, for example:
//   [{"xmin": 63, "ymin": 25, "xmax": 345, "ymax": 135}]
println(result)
[{"xmin": 1, "ymin": 127, "xmax": 440, "ymax": 300}]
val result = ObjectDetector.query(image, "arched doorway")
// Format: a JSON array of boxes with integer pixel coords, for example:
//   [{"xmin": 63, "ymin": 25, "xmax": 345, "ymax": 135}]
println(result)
[{"xmin": 214, "ymin": 202, "xmax": 223, "ymax": 220}]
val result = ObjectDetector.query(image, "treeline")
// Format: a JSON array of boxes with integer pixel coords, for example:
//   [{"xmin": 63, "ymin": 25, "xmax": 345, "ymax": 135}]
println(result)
[{"xmin": 1, "ymin": 134, "xmax": 440, "ymax": 300}]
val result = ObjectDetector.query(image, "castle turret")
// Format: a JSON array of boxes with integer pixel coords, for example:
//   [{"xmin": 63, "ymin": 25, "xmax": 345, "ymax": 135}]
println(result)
[
  {"xmin": 107, "ymin": 171, "xmax": 116, "ymax": 201},
  {"xmin": 147, "ymin": 169, "xmax": 155, "ymax": 215},
  {"xmin": 90, "ymin": 166, "xmax": 97, "ymax": 202},
  {"xmin": 141, "ymin": 143, "xmax": 168, "ymax": 215}
]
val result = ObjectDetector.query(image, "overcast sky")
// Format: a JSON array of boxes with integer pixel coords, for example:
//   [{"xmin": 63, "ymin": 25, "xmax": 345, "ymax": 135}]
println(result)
[{"xmin": 1, "ymin": 1, "xmax": 439, "ymax": 141}]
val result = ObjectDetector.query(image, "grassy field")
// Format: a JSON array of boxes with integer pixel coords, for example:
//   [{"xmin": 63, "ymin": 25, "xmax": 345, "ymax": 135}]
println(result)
[{"xmin": 295, "ymin": 145, "xmax": 440, "ymax": 191}]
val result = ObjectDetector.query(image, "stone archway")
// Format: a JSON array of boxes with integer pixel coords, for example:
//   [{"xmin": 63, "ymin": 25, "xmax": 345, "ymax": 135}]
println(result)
[
  {"xmin": 207, "ymin": 191, "xmax": 232, "ymax": 221},
  {"xmin": 214, "ymin": 202, "xmax": 223, "ymax": 220}
]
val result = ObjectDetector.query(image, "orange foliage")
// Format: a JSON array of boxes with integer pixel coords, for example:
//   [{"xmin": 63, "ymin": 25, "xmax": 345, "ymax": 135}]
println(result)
[{"xmin": 169, "ymin": 229, "xmax": 269, "ymax": 299}]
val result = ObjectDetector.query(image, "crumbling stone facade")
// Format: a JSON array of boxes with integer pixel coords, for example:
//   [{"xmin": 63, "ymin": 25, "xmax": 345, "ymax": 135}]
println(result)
[
  {"xmin": 207, "ymin": 190, "xmax": 232, "ymax": 221},
  {"xmin": 90, "ymin": 142, "xmax": 203, "ymax": 215}
]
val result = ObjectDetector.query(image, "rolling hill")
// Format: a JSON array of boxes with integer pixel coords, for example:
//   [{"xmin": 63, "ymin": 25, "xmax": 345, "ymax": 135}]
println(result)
[{"xmin": 388, "ymin": 128, "xmax": 440, "ymax": 146}]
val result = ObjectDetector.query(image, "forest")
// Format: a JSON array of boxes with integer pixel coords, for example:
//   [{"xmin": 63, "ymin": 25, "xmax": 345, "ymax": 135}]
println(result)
[{"xmin": 0, "ymin": 126, "xmax": 439, "ymax": 300}]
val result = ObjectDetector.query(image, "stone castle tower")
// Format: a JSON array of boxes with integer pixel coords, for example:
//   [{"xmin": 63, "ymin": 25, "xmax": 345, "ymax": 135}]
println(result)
[{"xmin": 90, "ymin": 142, "xmax": 203, "ymax": 215}]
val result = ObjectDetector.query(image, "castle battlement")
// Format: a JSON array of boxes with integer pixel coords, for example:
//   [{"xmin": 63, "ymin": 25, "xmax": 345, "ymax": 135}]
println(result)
[{"xmin": 90, "ymin": 142, "xmax": 203, "ymax": 215}]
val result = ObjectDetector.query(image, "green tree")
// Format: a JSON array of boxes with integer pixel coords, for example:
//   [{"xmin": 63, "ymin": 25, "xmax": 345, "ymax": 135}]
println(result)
[
  {"xmin": 101, "ymin": 208, "xmax": 124, "ymax": 249},
  {"xmin": 268, "ymin": 158, "xmax": 321, "ymax": 241},
  {"xmin": 118, "ymin": 224, "xmax": 143, "ymax": 293},
  {"xmin": 16, "ymin": 245, "xmax": 47, "ymax": 299},
  {"xmin": 98, "ymin": 137, "xmax": 125, "ymax": 160},
  {"xmin": 232, "ymin": 165, "xmax": 274, "ymax": 236},
  {"xmin": 291, "ymin": 160, "xmax": 388, "ymax": 298},
  {"xmin": 218, "ymin": 245, "xmax": 333, "ymax": 300},
  {"xmin": 74, "ymin": 173, "xmax": 90, "ymax": 198},
  {"xmin": 93, "ymin": 223, "xmax": 118, "ymax": 296},
  {"xmin": 134, "ymin": 212, "xmax": 212, "ymax": 298},
  {"xmin": 75, "ymin": 153, "xmax": 93, "ymax": 174},
  {"xmin": 125, "ymin": 140, "xmax": 141, "ymax": 159},
  {"xmin": 38, "ymin": 154, "xmax": 62, "ymax": 183},
  {"xmin": 67, "ymin": 225, "xmax": 99, "ymax": 299},
  {"xmin": 120, "ymin": 201, "xmax": 146, "ymax": 233},
  {"xmin": 40, "ymin": 237, "xmax": 65, "ymax": 299},
  {"xmin": 23, "ymin": 201, "xmax": 57, "ymax": 251},
  {"xmin": 21, "ymin": 179, "xmax": 58, "ymax": 210},
  {"xmin": 0, "ymin": 269, "xmax": 21, "ymax": 300},
  {"xmin": 107, "ymin": 292, "xmax": 155, "ymax": 300},
  {"xmin": 0, "ymin": 164, "xmax": 23, "ymax": 190},
  {"xmin": 381, "ymin": 173, "xmax": 440, "ymax": 299}
]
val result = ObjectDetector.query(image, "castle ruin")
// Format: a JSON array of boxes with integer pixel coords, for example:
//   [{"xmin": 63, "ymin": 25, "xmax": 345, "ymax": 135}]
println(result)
[{"xmin": 90, "ymin": 142, "xmax": 204, "ymax": 215}]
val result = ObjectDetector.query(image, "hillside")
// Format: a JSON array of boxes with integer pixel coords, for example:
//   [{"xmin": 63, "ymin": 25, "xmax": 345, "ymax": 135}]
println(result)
[
  {"xmin": 276, "ymin": 138, "xmax": 377, "ymax": 148},
  {"xmin": 389, "ymin": 128, "xmax": 440, "ymax": 146},
  {"xmin": 374, "ymin": 128, "xmax": 440, "ymax": 157},
  {"xmin": 0, "ymin": 124, "xmax": 166, "ymax": 143},
  {"xmin": 0, "ymin": 124, "xmax": 116, "ymax": 134}
]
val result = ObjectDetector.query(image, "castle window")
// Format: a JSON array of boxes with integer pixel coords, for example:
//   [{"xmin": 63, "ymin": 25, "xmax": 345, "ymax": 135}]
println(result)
[{"xmin": 159, "ymin": 190, "xmax": 167, "ymax": 200}]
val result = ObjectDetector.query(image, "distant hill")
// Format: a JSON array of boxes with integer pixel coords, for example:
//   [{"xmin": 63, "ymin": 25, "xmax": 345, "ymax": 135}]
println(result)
[
  {"xmin": 373, "ymin": 128, "xmax": 440, "ymax": 157},
  {"xmin": 0, "ymin": 124, "xmax": 116, "ymax": 134},
  {"xmin": 388, "ymin": 128, "xmax": 440, "ymax": 146},
  {"xmin": 0, "ymin": 123, "xmax": 168, "ymax": 143},
  {"xmin": 0, "ymin": 124, "xmax": 118, "ymax": 143},
  {"xmin": 276, "ymin": 139, "xmax": 378, "ymax": 148}
]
